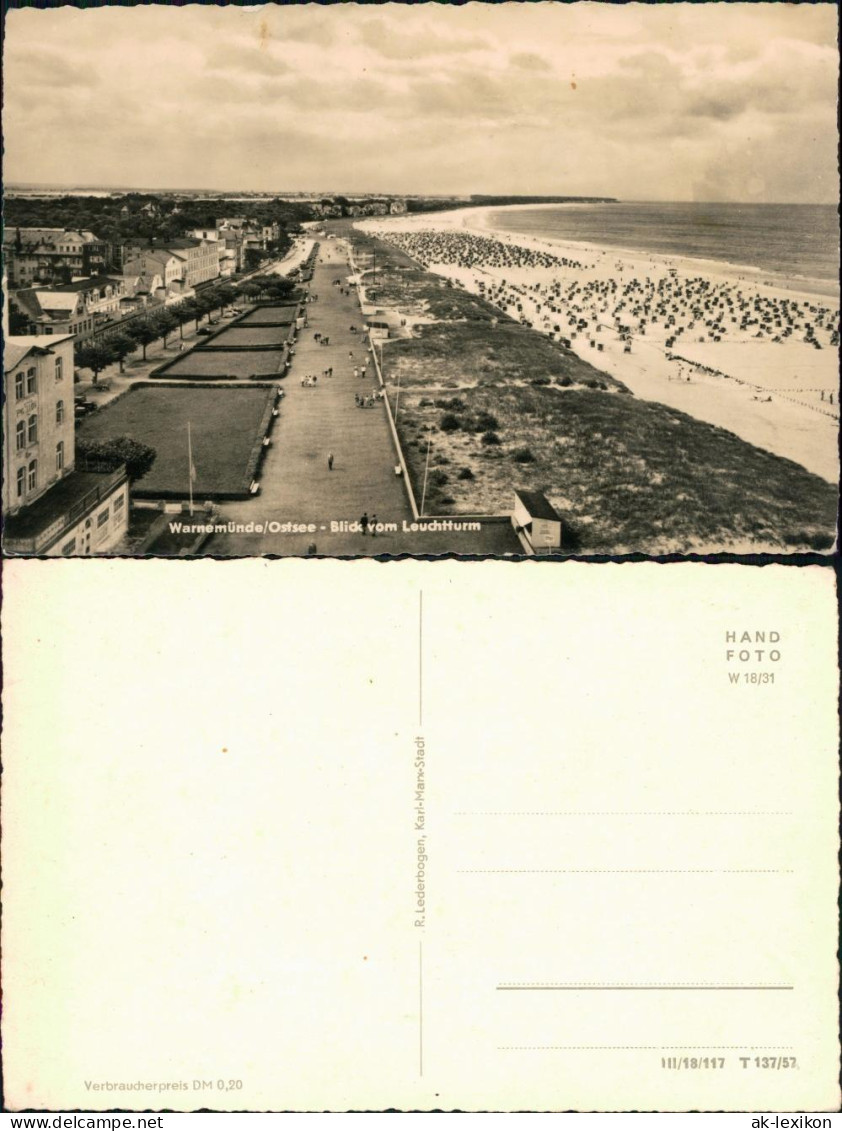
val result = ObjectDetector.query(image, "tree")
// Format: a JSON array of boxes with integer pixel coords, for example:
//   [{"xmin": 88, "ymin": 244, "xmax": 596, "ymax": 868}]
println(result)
[
  {"xmin": 244, "ymin": 247, "xmax": 267, "ymax": 271},
  {"xmin": 8, "ymin": 304, "xmax": 29, "ymax": 334},
  {"xmin": 201, "ymin": 289, "xmax": 223, "ymax": 317},
  {"xmin": 216, "ymin": 284, "xmax": 236, "ymax": 313},
  {"xmin": 75, "ymin": 340, "xmax": 117, "ymax": 381},
  {"xmin": 155, "ymin": 309, "xmax": 180, "ymax": 348},
  {"xmin": 105, "ymin": 331, "xmax": 136, "ymax": 373},
  {"xmin": 127, "ymin": 319, "xmax": 161, "ymax": 361},
  {"xmin": 76, "ymin": 435, "xmax": 156, "ymax": 483},
  {"xmin": 173, "ymin": 301, "xmax": 195, "ymax": 338},
  {"xmin": 179, "ymin": 298, "xmax": 201, "ymax": 330}
]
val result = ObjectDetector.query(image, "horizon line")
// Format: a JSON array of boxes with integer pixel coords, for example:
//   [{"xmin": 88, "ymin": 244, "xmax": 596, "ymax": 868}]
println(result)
[{"xmin": 3, "ymin": 183, "xmax": 837, "ymax": 208}]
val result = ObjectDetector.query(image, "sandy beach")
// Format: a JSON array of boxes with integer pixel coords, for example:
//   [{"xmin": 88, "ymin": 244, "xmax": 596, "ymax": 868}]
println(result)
[{"xmin": 358, "ymin": 208, "xmax": 839, "ymax": 484}]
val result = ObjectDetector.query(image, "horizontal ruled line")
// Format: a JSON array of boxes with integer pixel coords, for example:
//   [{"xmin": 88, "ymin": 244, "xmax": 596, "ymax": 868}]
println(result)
[
  {"xmin": 497, "ymin": 984, "xmax": 793, "ymax": 991},
  {"xmin": 455, "ymin": 811, "xmax": 794, "ymax": 817},
  {"xmin": 499, "ymin": 1045, "xmax": 795, "ymax": 1050},
  {"xmin": 460, "ymin": 869, "xmax": 793, "ymax": 874}
]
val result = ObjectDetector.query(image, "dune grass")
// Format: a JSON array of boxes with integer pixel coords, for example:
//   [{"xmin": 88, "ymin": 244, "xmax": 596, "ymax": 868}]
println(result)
[{"xmin": 395, "ymin": 384, "xmax": 836, "ymax": 552}]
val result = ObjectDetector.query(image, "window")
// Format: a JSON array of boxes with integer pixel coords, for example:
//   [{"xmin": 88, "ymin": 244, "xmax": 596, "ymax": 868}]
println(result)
[
  {"xmin": 61, "ymin": 539, "xmax": 76, "ymax": 556},
  {"xmin": 27, "ymin": 414, "xmax": 38, "ymax": 444},
  {"xmin": 113, "ymin": 494, "xmax": 125, "ymax": 511},
  {"xmin": 56, "ymin": 400, "xmax": 65, "ymax": 424},
  {"xmin": 54, "ymin": 356, "xmax": 63, "ymax": 381},
  {"xmin": 28, "ymin": 460, "xmax": 37, "ymax": 491},
  {"xmin": 14, "ymin": 372, "xmax": 24, "ymax": 399},
  {"xmin": 15, "ymin": 421, "xmax": 25, "ymax": 451},
  {"xmin": 97, "ymin": 509, "xmax": 110, "ymax": 528},
  {"xmin": 26, "ymin": 367, "xmax": 37, "ymax": 395},
  {"xmin": 56, "ymin": 441, "xmax": 64, "ymax": 472},
  {"xmin": 16, "ymin": 467, "xmax": 25, "ymax": 498}
]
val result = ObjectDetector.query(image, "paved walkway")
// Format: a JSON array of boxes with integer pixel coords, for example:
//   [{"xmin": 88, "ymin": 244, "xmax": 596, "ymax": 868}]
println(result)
[{"xmin": 207, "ymin": 240, "xmax": 415, "ymax": 556}]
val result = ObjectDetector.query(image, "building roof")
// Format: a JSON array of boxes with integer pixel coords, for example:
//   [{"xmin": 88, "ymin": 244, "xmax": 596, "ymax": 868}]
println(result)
[
  {"xmin": 9, "ymin": 291, "xmax": 43, "ymax": 321},
  {"xmin": 125, "ymin": 248, "xmax": 179, "ymax": 266},
  {"xmin": 3, "ymin": 468, "xmax": 126, "ymax": 544},
  {"xmin": 4, "ymin": 342, "xmax": 33, "ymax": 371},
  {"xmin": 3, "ymin": 227, "xmax": 64, "ymax": 245},
  {"xmin": 368, "ymin": 308, "xmax": 403, "ymax": 326},
  {"xmin": 50, "ymin": 275, "xmax": 124, "ymax": 293},
  {"xmin": 10, "ymin": 289, "xmax": 83, "ymax": 323},
  {"xmin": 514, "ymin": 489, "xmax": 561, "ymax": 522},
  {"xmin": 4, "ymin": 334, "xmax": 74, "ymax": 372},
  {"xmin": 159, "ymin": 238, "xmax": 201, "ymax": 250},
  {"xmin": 3, "ymin": 227, "xmax": 103, "ymax": 247},
  {"xmin": 35, "ymin": 291, "xmax": 84, "ymax": 312}
]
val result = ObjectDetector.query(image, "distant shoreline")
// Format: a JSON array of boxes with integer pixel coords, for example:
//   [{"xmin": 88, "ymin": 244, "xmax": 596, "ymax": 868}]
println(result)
[{"xmin": 365, "ymin": 203, "xmax": 840, "ymax": 302}]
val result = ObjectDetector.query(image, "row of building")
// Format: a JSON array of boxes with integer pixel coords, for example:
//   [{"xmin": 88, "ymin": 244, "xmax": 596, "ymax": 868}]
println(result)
[
  {"xmin": 1, "ymin": 216, "xmax": 289, "ymax": 554},
  {"xmin": 4, "ymin": 217, "xmax": 283, "ymax": 339},
  {"xmin": 311, "ymin": 198, "xmax": 408, "ymax": 218}
]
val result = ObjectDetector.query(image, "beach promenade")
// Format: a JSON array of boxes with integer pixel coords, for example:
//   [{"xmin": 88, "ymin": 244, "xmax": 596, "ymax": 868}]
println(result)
[
  {"xmin": 206, "ymin": 240, "xmax": 411, "ymax": 555},
  {"xmin": 206, "ymin": 240, "xmax": 518, "ymax": 556}
]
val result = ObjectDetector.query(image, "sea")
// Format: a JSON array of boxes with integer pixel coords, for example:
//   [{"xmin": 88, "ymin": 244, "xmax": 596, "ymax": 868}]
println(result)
[{"xmin": 482, "ymin": 201, "xmax": 840, "ymax": 293}]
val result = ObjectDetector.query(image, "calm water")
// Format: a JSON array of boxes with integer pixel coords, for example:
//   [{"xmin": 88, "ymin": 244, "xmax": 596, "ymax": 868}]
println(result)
[{"xmin": 484, "ymin": 202, "xmax": 840, "ymax": 286}]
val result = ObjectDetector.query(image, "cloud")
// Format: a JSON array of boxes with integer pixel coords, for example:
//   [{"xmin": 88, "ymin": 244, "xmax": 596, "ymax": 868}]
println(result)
[
  {"xmin": 510, "ymin": 52, "xmax": 552, "ymax": 72},
  {"xmin": 6, "ymin": 48, "xmax": 99, "ymax": 89},
  {"xmin": 205, "ymin": 42, "xmax": 289, "ymax": 77},
  {"xmin": 357, "ymin": 17, "xmax": 487, "ymax": 60},
  {"xmin": 1, "ymin": 2, "xmax": 837, "ymax": 202},
  {"xmin": 277, "ymin": 18, "xmax": 337, "ymax": 47}
]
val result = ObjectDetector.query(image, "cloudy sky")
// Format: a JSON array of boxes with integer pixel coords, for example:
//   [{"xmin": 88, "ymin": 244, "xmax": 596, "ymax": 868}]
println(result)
[{"xmin": 3, "ymin": 2, "xmax": 838, "ymax": 201}]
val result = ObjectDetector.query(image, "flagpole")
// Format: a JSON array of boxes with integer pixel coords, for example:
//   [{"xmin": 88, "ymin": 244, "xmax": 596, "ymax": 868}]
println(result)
[
  {"xmin": 420, "ymin": 435, "xmax": 432, "ymax": 517},
  {"xmin": 188, "ymin": 421, "xmax": 194, "ymax": 516}
]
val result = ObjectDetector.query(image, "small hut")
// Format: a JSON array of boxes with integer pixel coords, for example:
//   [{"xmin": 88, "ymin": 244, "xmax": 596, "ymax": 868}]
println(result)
[
  {"xmin": 366, "ymin": 310, "xmax": 404, "ymax": 340},
  {"xmin": 512, "ymin": 489, "xmax": 562, "ymax": 553}
]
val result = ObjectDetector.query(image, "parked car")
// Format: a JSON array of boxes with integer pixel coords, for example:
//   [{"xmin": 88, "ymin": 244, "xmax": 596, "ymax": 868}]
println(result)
[{"xmin": 197, "ymin": 327, "xmax": 213, "ymax": 336}]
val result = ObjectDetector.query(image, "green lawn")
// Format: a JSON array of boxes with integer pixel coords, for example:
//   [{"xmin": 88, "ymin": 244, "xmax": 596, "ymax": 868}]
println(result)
[
  {"xmin": 201, "ymin": 325, "xmax": 289, "ymax": 348},
  {"xmin": 77, "ymin": 385, "xmax": 275, "ymax": 497},
  {"xmin": 157, "ymin": 350, "xmax": 285, "ymax": 378},
  {"xmin": 239, "ymin": 304, "xmax": 299, "ymax": 325}
]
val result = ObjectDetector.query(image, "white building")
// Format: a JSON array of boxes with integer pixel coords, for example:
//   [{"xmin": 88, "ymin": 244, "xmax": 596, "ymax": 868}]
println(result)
[{"xmin": 3, "ymin": 336, "xmax": 129, "ymax": 555}]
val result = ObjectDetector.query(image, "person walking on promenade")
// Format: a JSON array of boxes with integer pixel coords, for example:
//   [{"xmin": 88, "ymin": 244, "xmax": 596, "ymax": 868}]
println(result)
[
  {"xmin": 370, "ymin": 514, "xmax": 378, "ymax": 538},
  {"xmin": 360, "ymin": 513, "xmax": 369, "ymax": 536},
  {"xmin": 328, "ymin": 451, "xmax": 334, "ymax": 471}
]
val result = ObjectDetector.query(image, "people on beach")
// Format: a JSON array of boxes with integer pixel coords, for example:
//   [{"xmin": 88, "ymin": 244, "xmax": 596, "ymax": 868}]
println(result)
[
  {"xmin": 328, "ymin": 451, "xmax": 334, "ymax": 471},
  {"xmin": 378, "ymin": 228, "xmax": 839, "ymax": 359},
  {"xmin": 360, "ymin": 513, "xmax": 369, "ymax": 535}
]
